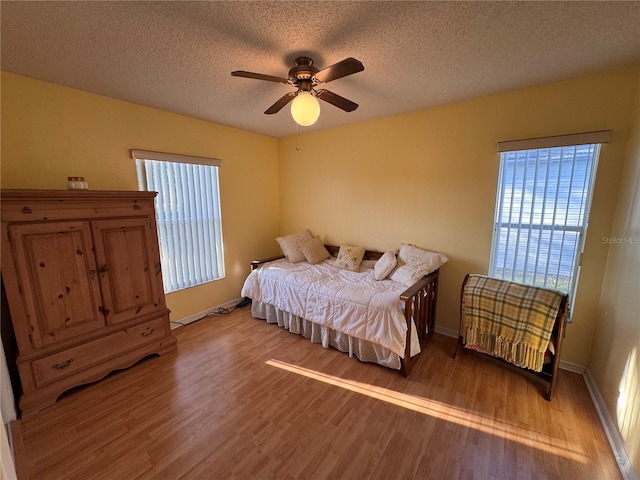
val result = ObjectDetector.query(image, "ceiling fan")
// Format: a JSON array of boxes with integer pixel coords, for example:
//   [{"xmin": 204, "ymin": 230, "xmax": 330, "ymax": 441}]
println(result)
[{"xmin": 231, "ymin": 56, "xmax": 364, "ymax": 126}]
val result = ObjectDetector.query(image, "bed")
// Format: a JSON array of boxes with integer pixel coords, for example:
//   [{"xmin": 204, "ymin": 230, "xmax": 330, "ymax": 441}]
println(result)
[{"xmin": 241, "ymin": 242, "xmax": 444, "ymax": 377}]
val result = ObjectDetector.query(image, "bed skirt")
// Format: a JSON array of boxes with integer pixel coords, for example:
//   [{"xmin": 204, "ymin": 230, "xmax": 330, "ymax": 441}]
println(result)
[{"xmin": 251, "ymin": 301, "xmax": 404, "ymax": 370}]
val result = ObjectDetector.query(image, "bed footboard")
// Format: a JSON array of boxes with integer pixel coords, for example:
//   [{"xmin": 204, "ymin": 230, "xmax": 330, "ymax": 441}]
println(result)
[{"xmin": 400, "ymin": 269, "xmax": 439, "ymax": 378}]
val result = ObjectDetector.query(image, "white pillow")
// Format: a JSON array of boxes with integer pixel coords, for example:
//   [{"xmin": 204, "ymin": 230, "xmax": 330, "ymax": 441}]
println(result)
[
  {"xmin": 374, "ymin": 250, "xmax": 397, "ymax": 281},
  {"xmin": 301, "ymin": 236, "xmax": 330, "ymax": 264},
  {"xmin": 334, "ymin": 245, "xmax": 366, "ymax": 272},
  {"xmin": 388, "ymin": 244, "xmax": 448, "ymax": 286},
  {"xmin": 276, "ymin": 230, "xmax": 312, "ymax": 263}
]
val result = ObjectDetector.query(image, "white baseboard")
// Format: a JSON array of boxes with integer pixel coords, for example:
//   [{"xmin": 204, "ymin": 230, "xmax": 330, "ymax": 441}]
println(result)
[
  {"xmin": 559, "ymin": 360, "xmax": 586, "ymax": 374},
  {"xmin": 435, "ymin": 326, "xmax": 459, "ymax": 338},
  {"xmin": 170, "ymin": 297, "xmax": 243, "ymax": 329},
  {"xmin": 583, "ymin": 368, "xmax": 638, "ymax": 480}
]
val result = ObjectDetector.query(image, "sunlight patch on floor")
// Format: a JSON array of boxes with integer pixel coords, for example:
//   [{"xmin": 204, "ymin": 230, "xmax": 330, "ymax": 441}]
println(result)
[{"xmin": 266, "ymin": 359, "xmax": 587, "ymax": 463}]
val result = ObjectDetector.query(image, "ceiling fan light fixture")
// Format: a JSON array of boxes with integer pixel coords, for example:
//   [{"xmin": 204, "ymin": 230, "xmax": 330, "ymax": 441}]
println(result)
[
  {"xmin": 232, "ymin": 56, "xmax": 363, "ymax": 125},
  {"xmin": 291, "ymin": 92, "xmax": 320, "ymax": 126}
]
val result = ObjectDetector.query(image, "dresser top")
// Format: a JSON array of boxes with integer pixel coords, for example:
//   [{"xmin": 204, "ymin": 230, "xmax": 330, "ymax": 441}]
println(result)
[{"xmin": 1, "ymin": 189, "xmax": 157, "ymax": 200}]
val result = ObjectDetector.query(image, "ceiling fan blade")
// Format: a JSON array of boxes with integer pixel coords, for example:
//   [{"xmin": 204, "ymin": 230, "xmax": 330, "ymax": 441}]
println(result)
[
  {"xmin": 315, "ymin": 89, "xmax": 358, "ymax": 112},
  {"xmin": 313, "ymin": 57, "xmax": 364, "ymax": 84},
  {"xmin": 264, "ymin": 92, "xmax": 297, "ymax": 114},
  {"xmin": 231, "ymin": 71, "xmax": 289, "ymax": 84}
]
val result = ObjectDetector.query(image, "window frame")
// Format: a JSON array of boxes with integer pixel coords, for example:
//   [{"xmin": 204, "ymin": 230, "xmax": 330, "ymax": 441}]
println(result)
[
  {"xmin": 489, "ymin": 131, "xmax": 610, "ymax": 317},
  {"xmin": 132, "ymin": 149, "xmax": 224, "ymax": 294}
]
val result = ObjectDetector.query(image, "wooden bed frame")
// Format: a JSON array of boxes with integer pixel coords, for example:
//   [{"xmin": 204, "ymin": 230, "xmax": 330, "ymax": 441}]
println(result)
[{"xmin": 250, "ymin": 245, "xmax": 440, "ymax": 378}]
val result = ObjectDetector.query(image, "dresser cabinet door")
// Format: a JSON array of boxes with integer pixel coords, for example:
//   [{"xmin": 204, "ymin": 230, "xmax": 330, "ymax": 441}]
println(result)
[
  {"xmin": 8, "ymin": 221, "xmax": 105, "ymax": 348},
  {"xmin": 91, "ymin": 217, "xmax": 163, "ymax": 325}
]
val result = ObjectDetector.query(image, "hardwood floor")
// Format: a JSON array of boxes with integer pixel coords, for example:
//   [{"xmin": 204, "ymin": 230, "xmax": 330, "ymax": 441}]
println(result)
[{"xmin": 14, "ymin": 307, "xmax": 620, "ymax": 480}]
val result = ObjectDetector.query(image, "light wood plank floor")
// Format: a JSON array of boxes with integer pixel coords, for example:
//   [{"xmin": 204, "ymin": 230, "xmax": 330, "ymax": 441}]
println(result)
[{"xmin": 14, "ymin": 307, "xmax": 620, "ymax": 480}]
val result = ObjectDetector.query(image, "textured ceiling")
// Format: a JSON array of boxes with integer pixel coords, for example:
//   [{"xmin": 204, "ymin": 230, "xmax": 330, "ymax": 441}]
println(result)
[{"xmin": 2, "ymin": 1, "xmax": 640, "ymax": 138}]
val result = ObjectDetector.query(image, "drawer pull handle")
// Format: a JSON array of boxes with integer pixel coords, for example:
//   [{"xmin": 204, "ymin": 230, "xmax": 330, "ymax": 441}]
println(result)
[
  {"xmin": 141, "ymin": 328, "xmax": 154, "ymax": 337},
  {"xmin": 52, "ymin": 359, "xmax": 74, "ymax": 369}
]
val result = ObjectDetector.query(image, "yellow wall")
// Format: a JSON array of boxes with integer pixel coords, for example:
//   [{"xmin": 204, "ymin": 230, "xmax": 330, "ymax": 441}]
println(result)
[
  {"xmin": 2, "ymin": 66, "xmax": 639, "ymax": 472},
  {"xmin": 1, "ymin": 72, "xmax": 281, "ymax": 320},
  {"xmin": 277, "ymin": 67, "xmax": 639, "ymax": 367},
  {"xmin": 2, "ymin": 69, "xmax": 637, "ymax": 367},
  {"xmin": 590, "ymin": 71, "xmax": 640, "ymax": 473}
]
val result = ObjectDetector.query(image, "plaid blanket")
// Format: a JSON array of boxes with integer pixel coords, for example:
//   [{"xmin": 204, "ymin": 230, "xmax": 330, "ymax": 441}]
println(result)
[{"xmin": 461, "ymin": 275, "xmax": 567, "ymax": 372}]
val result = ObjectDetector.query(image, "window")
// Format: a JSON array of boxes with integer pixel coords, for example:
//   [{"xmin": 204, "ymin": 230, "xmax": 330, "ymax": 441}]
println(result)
[
  {"xmin": 489, "ymin": 131, "xmax": 610, "ymax": 312},
  {"xmin": 132, "ymin": 150, "xmax": 224, "ymax": 293}
]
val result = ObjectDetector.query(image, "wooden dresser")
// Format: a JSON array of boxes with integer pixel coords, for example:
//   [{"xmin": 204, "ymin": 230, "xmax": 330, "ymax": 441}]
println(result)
[{"xmin": 1, "ymin": 190, "xmax": 177, "ymax": 415}]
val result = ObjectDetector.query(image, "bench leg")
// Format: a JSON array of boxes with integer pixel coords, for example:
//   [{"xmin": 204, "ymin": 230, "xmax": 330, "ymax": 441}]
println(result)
[{"xmin": 453, "ymin": 336, "xmax": 464, "ymax": 358}]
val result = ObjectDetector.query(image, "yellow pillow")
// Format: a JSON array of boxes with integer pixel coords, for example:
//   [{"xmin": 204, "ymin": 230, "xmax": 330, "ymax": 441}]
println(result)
[{"xmin": 334, "ymin": 245, "xmax": 366, "ymax": 272}]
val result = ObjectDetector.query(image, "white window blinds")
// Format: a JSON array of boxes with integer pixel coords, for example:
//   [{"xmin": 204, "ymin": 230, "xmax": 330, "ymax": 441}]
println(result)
[
  {"xmin": 132, "ymin": 150, "xmax": 224, "ymax": 293},
  {"xmin": 489, "ymin": 133, "xmax": 607, "ymax": 310}
]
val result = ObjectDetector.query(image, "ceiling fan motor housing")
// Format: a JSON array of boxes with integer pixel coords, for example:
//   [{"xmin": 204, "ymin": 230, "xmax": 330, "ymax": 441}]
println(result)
[{"xmin": 289, "ymin": 57, "xmax": 319, "ymax": 91}]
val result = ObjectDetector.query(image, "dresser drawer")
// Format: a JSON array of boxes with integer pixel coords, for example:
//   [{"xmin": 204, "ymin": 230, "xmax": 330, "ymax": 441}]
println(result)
[{"xmin": 31, "ymin": 318, "xmax": 166, "ymax": 387}]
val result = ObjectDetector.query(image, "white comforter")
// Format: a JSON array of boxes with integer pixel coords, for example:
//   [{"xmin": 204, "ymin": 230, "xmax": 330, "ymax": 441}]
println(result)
[{"xmin": 241, "ymin": 258, "xmax": 420, "ymax": 358}]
